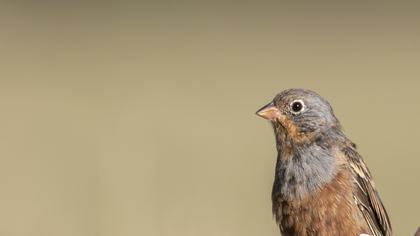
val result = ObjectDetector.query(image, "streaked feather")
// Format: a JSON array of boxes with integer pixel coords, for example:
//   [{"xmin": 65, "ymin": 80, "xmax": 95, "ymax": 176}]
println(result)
[{"xmin": 343, "ymin": 146, "xmax": 392, "ymax": 236}]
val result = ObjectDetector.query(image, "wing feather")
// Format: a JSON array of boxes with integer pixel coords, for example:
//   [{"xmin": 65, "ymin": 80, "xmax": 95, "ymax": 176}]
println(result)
[{"xmin": 343, "ymin": 146, "xmax": 392, "ymax": 236}]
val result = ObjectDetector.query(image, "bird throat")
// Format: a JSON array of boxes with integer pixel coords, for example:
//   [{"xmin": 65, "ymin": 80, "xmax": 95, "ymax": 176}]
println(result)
[{"xmin": 271, "ymin": 122, "xmax": 338, "ymax": 200}]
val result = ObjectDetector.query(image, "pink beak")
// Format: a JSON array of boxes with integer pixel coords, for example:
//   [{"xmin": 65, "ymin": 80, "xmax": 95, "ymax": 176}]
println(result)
[{"xmin": 256, "ymin": 102, "xmax": 280, "ymax": 121}]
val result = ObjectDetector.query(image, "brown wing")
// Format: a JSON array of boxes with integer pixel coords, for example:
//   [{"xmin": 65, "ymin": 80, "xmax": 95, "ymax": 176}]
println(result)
[{"xmin": 342, "ymin": 146, "xmax": 392, "ymax": 236}]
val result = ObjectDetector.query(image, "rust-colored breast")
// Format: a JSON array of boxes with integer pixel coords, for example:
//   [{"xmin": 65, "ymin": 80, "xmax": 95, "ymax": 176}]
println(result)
[{"xmin": 273, "ymin": 169, "xmax": 370, "ymax": 236}]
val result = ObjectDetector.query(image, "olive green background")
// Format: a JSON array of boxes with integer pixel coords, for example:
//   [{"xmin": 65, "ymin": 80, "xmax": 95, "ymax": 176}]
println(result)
[{"xmin": 0, "ymin": 1, "xmax": 419, "ymax": 236}]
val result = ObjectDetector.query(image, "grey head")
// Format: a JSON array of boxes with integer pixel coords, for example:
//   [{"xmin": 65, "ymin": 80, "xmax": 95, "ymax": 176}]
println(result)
[{"xmin": 256, "ymin": 88, "xmax": 342, "ymax": 147}]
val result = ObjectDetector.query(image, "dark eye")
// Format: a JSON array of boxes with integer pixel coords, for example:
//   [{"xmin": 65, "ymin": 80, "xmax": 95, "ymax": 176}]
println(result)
[{"xmin": 290, "ymin": 100, "xmax": 305, "ymax": 114}]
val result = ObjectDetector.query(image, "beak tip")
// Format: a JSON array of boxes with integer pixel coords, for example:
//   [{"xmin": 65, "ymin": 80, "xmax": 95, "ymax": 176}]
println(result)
[{"xmin": 255, "ymin": 111, "xmax": 264, "ymax": 118}]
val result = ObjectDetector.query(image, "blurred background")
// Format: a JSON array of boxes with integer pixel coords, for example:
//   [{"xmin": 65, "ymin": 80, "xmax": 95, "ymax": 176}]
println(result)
[{"xmin": 0, "ymin": 1, "xmax": 419, "ymax": 236}]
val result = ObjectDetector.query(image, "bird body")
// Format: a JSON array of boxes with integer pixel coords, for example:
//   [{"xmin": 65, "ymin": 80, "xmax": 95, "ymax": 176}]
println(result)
[{"xmin": 257, "ymin": 89, "xmax": 391, "ymax": 236}]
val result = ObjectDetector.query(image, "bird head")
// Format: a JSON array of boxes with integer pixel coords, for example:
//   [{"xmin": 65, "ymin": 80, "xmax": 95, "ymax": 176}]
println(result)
[{"xmin": 256, "ymin": 89, "xmax": 340, "ymax": 144}]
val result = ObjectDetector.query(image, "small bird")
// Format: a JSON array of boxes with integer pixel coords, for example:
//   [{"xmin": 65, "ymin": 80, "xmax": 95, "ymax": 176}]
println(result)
[{"xmin": 256, "ymin": 89, "xmax": 392, "ymax": 236}]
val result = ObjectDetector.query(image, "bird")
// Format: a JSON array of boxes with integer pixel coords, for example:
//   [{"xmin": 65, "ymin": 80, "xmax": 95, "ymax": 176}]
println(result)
[{"xmin": 256, "ymin": 89, "xmax": 392, "ymax": 236}]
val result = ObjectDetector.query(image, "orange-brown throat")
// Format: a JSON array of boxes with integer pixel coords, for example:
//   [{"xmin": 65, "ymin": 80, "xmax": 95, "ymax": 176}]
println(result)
[{"xmin": 274, "ymin": 115, "xmax": 315, "ymax": 145}]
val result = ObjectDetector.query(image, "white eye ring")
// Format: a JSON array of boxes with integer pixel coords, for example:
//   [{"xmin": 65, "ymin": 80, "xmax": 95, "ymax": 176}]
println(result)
[{"xmin": 290, "ymin": 99, "xmax": 305, "ymax": 114}]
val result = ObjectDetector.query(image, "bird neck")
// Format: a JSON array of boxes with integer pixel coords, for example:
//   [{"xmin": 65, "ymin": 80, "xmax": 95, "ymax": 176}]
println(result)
[{"xmin": 273, "ymin": 129, "xmax": 344, "ymax": 200}]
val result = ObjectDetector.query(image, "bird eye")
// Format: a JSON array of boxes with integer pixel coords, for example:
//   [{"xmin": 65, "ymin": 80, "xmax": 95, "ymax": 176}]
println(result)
[{"xmin": 290, "ymin": 100, "xmax": 305, "ymax": 114}]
